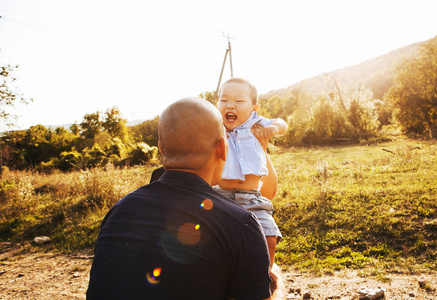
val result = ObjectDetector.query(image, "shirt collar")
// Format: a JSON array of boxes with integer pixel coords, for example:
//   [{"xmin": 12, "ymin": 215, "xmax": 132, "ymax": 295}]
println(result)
[
  {"xmin": 230, "ymin": 111, "xmax": 260, "ymax": 132},
  {"xmin": 157, "ymin": 170, "xmax": 211, "ymax": 188}
]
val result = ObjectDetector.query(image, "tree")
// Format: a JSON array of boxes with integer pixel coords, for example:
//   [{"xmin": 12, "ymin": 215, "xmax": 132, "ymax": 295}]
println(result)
[
  {"xmin": 1, "ymin": 59, "xmax": 32, "ymax": 175},
  {"xmin": 199, "ymin": 91, "xmax": 216, "ymax": 106},
  {"xmin": 50, "ymin": 127, "xmax": 76, "ymax": 150},
  {"xmin": 70, "ymin": 123, "xmax": 80, "ymax": 136},
  {"xmin": 21, "ymin": 125, "xmax": 57, "ymax": 167},
  {"xmin": 102, "ymin": 106, "xmax": 128, "ymax": 140},
  {"xmin": 80, "ymin": 112, "xmax": 102, "ymax": 139},
  {"xmin": 2, "ymin": 129, "xmax": 27, "ymax": 169},
  {"xmin": 387, "ymin": 36, "xmax": 437, "ymax": 136},
  {"xmin": 128, "ymin": 116, "xmax": 159, "ymax": 147},
  {"xmin": 0, "ymin": 62, "xmax": 32, "ymax": 126},
  {"xmin": 259, "ymin": 95, "xmax": 284, "ymax": 119}
]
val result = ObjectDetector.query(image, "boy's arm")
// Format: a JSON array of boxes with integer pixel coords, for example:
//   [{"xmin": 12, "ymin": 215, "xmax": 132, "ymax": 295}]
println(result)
[
  {"xmin": 270, "ymin": 118, "xmax": 288, "ymax": 136},
  {"xmin": 251, "ymin": 118, "xmax": 288, "ymax": 140}
]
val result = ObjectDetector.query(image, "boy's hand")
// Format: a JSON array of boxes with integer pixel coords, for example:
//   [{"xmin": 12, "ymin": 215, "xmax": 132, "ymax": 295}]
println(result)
[{"xmin": 251, "ymin": 124, "xmax": 278, "ymax": 140}]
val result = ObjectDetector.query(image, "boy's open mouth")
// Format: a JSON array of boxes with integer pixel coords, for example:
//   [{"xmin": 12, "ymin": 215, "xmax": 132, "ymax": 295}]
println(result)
[{"xmin": 226, "ymin": 113, "xmax": 237, "ymax": 122}]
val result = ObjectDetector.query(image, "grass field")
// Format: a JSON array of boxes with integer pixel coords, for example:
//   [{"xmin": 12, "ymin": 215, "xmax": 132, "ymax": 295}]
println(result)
[
  {"xmin": 272, "ymin": 138, "xmax": 437, "ymax": 275},
  {"xmin": 1, "ymin": 138, "xmax": 436, "ymax": 276}
]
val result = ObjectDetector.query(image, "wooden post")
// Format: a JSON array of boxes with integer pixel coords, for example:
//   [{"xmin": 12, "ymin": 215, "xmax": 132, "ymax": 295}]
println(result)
[
  {"xmin": 228, "ymin": 40, "xmax": 233, "ymax": 78},
  {"xmin": 214, "ymin": 49, "xmax": 229, "ymax": 101},
  {"xmin": 214, "ymin": 32, "xmax": 234, "ymax": 101}
]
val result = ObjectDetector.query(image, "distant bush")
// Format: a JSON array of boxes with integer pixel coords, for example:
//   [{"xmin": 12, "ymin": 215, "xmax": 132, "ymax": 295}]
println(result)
[
  {"xmin": 128, "ymin": 143, "xmax": 159, "ymax": 165},
  {"xmin": 56, "ymin": 150, "xmax": 83, "ymax": 171}
]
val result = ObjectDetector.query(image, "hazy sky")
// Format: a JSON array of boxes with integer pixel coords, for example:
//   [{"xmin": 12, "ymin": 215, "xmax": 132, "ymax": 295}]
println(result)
[{"xmin": 1, "ymin": 0, "xmax": 436, "ymax": 130}]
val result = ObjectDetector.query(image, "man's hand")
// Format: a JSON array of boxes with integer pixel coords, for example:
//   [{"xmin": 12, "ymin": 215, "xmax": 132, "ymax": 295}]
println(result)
[{"xmin": 269, "ymin": 263, "xmax": 286, "ymax": 300}]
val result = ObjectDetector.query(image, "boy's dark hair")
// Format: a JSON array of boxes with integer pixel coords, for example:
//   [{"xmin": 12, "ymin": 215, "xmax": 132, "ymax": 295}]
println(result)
[{"xmin": 220, "ymin": 78, "xmax": 258, "ymax": 104}]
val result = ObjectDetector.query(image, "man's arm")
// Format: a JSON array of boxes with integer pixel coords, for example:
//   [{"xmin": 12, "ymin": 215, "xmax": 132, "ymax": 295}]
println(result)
[
  {"xmin": 251, "ymin": 124, "xmax": 278, "ymax": 200},
  {"xmin": 260, "ymin": 152, "xmax": 277, "ymax": 199},
  {"xmin": 229, "ymin": 264, "xmax": 286, "ymax": 300},
  {"xmin": 267, "ymin": 263, "xmax": 287, "ymax": 300}
]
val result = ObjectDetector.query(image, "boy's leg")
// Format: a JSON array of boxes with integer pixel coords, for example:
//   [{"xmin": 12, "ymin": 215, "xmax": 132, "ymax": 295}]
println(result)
[{"xmin": 266, "ymin": 236, "xmax": 278, "ymax": 292}]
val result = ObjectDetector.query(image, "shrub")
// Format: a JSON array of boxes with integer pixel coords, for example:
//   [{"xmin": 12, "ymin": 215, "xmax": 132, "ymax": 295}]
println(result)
[
  {"xmin": 56, "ymin": 150, "xmax": 83, "ymax": 171},
  {"xmin": 128, "ymin": 143, "xmax": 159, "ymax": 165}
]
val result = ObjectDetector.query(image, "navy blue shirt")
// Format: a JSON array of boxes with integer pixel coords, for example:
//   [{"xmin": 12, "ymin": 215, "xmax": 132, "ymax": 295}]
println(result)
[{"xmin": 87, "ymin": 170, "xmax": 271, "ymax": 300}]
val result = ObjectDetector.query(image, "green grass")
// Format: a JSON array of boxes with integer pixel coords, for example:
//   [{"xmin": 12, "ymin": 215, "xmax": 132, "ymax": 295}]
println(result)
[
  {"xmin": 1, "ymin": 138, "xmax": 437, "ymax": 275},
  {"xmin": 271, "ymin": 138, "xmax": 437, "ymax": 273}
]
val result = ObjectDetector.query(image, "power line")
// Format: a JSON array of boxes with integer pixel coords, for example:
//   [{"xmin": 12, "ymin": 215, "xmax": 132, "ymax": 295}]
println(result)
[
  {"xmin": 0, "ymin": 8, "xmax": 40, "ymax": 18},
  {"xmin": 0, "ymin": 9, "xmax": 41, "ymax": 28}
]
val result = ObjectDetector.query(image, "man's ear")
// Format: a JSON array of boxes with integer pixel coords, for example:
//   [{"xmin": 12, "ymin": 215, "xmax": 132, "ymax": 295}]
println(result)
[
  {"xmin": 158, "ymin": 141, "xmax": 163, "ymax": 155},
  {"xmin": 254, "ymin": 103, "xmax": 261, "ymax": 112},
  {"xmin": 216, "ymin": 137, "xmax": 227, "ymax": 162}
]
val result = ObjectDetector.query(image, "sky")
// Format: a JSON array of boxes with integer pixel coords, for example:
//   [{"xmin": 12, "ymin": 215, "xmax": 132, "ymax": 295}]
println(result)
[{"xmin": 0, "ymin": 0, "xmax": 436, "ymax": 131}]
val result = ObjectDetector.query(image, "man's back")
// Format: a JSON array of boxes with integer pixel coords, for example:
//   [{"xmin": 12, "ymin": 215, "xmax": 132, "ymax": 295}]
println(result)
[{"xmin": 87, "ymin": 170, "xmax": 271, "ymax": 300}]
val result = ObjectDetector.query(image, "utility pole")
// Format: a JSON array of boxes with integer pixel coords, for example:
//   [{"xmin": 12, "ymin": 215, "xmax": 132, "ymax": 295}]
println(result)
[{"xmin": 214, "ymin": 32, "xmax": 234, "ymax": 101}]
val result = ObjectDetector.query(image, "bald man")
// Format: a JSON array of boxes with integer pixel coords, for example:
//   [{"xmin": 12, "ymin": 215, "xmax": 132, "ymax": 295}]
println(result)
[{"xmin": 86, "ymin": 97, "xmax": 285, "ymax": 300}]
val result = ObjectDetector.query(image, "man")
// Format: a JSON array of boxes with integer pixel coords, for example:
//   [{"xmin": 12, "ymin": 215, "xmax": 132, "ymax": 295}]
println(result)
[{"xmin": 87, "ymin": 97, "xmax": 286, "ymax": 299}]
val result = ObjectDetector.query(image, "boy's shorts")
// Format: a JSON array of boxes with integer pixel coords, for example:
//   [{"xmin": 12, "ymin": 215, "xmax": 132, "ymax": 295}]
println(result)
[{"xmin": 214, "ymin": 187, "xmax": 282, "ymax": 241}]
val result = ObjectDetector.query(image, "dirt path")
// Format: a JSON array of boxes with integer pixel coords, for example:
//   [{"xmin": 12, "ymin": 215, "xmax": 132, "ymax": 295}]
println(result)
[{"xmin": 1, "ymin": 242, "xmax": 436, "ymax": 299}]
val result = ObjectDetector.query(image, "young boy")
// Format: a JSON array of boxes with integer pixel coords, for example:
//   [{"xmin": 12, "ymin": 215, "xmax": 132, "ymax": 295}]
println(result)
[{"xmin": 215, "ymin": 77, "xmax": 288, "ymax": 269}]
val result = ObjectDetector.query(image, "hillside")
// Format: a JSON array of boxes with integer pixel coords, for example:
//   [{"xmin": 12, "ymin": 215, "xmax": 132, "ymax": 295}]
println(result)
[{"xmin": 262, "ymin": 40, "xmax": 424, "ymax": 100}]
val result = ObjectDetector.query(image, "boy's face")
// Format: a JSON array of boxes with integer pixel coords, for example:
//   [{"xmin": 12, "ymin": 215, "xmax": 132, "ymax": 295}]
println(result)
[{"xmin": 217, "ymin": 82, "xmax": 260, "ymax": 131}]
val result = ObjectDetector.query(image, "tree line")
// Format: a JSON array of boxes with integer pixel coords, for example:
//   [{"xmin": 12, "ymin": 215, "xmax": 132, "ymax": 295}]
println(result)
[
  {"xmin": 1, "ymin": 36, "xmax": 436, "ymax": 172},
  {"xmin": 1, "ymin": 107, "xmax": 159, "ymax": 172}
]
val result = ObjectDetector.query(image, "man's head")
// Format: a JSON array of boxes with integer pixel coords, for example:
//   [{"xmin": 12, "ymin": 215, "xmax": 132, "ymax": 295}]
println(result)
[
  {"xmin": 158, "ymin": 97, "xmax": 227, "ymax": 184},
  {"xmin": 217, "ymin": 78, "xmax": 260, "ymax": 131}
]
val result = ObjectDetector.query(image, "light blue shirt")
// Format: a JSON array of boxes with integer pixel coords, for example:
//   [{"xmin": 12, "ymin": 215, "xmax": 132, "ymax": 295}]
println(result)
[{"xmin": 222, "ymin": 112, "xmax": 273, "ymax": 181}]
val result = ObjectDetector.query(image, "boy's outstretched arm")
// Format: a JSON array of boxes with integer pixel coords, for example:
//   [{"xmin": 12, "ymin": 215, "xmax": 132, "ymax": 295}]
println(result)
[
  {"xmin": 251, "ymin": 118, "xmax": 288, "ymax": 140},
  {"xmin": 270, "ymin": 118, "xmax": 288, "ymax": 136}
]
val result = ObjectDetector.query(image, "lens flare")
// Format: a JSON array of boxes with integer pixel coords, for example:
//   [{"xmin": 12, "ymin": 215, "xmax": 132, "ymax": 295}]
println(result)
[
  {"xmin": 200, "ymin": 199, "xmax": 213, "ymax": 210},
  {"xmin": 177, "ymin": 222, "xmax": 201, "ymax": 245},
  {"xmin": 153, "ymin": 267, "xmax": 162, "ymax": 277},
  {"xmin": 146, "ymin": 267, "xmax": 162, "ymax": 285}
]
